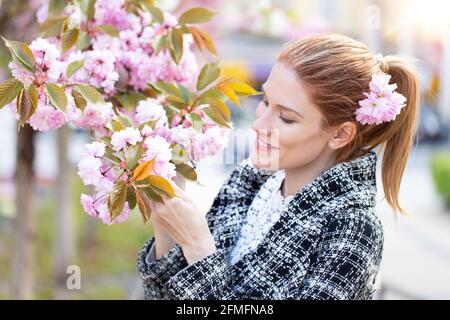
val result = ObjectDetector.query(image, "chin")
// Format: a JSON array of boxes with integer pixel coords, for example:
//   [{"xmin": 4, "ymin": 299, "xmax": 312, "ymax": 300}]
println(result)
[{"xmin": 250, "ymin": 149, "xmax": 281, "ymax": 171}]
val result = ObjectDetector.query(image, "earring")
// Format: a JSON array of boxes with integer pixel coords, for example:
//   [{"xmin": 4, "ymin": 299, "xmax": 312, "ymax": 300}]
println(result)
[{"xmin": 329, "ymin": 141, "xmax": 335, "ymax": 147}]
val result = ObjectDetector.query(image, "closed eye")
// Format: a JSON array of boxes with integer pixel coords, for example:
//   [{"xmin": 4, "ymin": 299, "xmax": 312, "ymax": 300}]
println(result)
[{"xmin": 261, "ymin": 97, "xmax": 296, "ymax": 124}]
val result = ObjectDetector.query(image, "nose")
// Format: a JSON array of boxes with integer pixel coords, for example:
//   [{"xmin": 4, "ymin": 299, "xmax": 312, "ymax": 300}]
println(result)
[{"xmin": 251, "ymin": 104, "xmax": 275, "ymax": 136}]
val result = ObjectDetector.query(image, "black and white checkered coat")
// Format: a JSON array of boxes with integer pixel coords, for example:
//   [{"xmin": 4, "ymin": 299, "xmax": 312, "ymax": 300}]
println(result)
[{"xmin": 137, "ymin": 150, "xmax": 384, "ymax": 300}]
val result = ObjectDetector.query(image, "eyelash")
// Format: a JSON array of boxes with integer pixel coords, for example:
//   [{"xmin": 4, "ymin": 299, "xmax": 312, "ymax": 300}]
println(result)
[{"xmin": 261, "ymin": 99, "xmax": 296, "ymax": 124}]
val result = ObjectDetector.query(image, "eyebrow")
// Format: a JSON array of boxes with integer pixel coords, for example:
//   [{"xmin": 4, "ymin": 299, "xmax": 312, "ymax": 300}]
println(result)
[{"xmin": 261, "ymin": 85, "xmax": 304, "ymax": 118}]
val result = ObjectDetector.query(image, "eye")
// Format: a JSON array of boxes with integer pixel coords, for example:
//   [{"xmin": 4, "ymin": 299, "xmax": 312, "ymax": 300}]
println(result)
[{"xmin": 279, "ymin": 113, "xmax": 295, "ymax": 124}]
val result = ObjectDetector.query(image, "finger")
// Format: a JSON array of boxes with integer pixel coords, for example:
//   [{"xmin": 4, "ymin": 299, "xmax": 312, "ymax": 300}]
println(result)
[{"xmin": 172, "ymin": 183, "xmax": 188, "ymax": 200}]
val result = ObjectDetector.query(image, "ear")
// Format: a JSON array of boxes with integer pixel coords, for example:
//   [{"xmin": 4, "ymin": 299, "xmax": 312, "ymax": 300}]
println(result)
[{"xmin": 328, "ymin": 121, "xmax": 357, "ymax": 149}]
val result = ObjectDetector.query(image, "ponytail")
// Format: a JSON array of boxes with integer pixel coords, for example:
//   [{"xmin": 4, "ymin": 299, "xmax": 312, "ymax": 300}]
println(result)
[{"xmin": 378, "ymin": 56, "xmax": 420, "ymax": 214}]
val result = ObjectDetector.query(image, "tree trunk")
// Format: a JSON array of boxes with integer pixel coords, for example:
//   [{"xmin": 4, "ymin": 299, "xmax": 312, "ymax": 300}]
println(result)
[
  {"xmin": 54, "ymin": 126, "xmax": 75, "ymax": 299},
  {"xmin": 10, "ymin": 125, "xmax": 36, "ymax": 299}
]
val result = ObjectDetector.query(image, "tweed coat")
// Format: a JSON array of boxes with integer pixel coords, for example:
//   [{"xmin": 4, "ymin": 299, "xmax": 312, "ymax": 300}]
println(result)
[{"xmin": 137, "ymin": 150, "xmax": 384, "ymax": 300}]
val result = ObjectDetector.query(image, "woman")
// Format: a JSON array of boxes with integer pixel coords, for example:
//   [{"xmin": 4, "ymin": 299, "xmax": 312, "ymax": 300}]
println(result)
[{"xmin": 137, "ymin": 34, "xmax": 420, "ymax": 300}]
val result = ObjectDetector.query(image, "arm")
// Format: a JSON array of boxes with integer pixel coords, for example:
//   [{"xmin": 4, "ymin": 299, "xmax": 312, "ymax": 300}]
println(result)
[
  {"xmin": 137, "ymin": 157, "xmax": 271, "ymax": 300},
  {"xmin": 292, "ymin": 211, "xmax": 384, "ymax": 300},
  {"xmin": 137, "ymin": 236, "xmax": 188, "ymax": 299}
]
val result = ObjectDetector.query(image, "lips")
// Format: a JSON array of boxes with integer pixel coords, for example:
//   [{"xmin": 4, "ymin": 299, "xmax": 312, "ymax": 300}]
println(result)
[{"xmin": 256, "ymin": 135, "xmax": 279, "ymax": 151}]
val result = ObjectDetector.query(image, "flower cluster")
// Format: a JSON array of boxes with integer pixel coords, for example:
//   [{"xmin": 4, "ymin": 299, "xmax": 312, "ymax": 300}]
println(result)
[
  {"xmin": 355, "ymin": 73, "xmax": 407, "ymax": 125},
  {"xmin": 0, "ymin": 0, "xmax": 259, "ymax": 225}
]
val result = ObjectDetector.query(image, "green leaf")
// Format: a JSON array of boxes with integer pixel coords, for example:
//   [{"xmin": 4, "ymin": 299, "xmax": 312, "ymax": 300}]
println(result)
[
  {"xmin": 142, "ymin": 4, "xmax": 164, "ymax": 24},
  {"xmin": 143, "ymin": 175, "xmax": 176, "ymax": 198},
  {"xmin": 107, "ymin": 180, "xmax": 127, "ymax": 220},
  {"xmin": 136, "ymin": 190, "xmax": 152, "ymax": 223},
  {"xmin": 96, "ymin": 24, "xmax": 119, "ymax": 37},
  {"xmin": 125, "ymin": 143, "xmax": 144, "ymax": 170},
  {"xmin": 74, "ymin": 84, "xmax": 104, "ymax": 104},
  {"xmin": 152, "ymin": 35, "xmax": 167, "ymax": 54},
  {"xmin": 203, "ymin": 105, "xmax": 231, "ymax": 129},
  {"xmin": 117, "ymin": 92, "xmax": 147, "ymax": 109},
  {"xmin": 86, "ymin": 0, "xmax": 97, "ymax": 20},
  {"xmin": 142, "ymin": 186, "xmax": 163, "ymax": 203},
  {"xmin": 126, "ymin": 187, "xmax": 137, "ymax": 210},
  {"xmin": 197, "ymin": 62, "xmax": 220, "ymax": 91},
  {"xmin": 175, "ymin": 163, "xmax": 197, "ymax": 181},
  {"xmin": 76, "ymin": 31, "xmax": 91, "ymax": 51},
  {"xmin": 169, "ymin": 28, "xmax": 183, "ymax": 65},
  {"xmin": 117, "ymin": 114, "xmax": 134, "ymax": 128},
  {"xmin": 66, "ymin": 60, "xmax": 84, "ymax": 79},
  {"xmin": 185, "ymin": 112, "xmax": 202, "ymax": 132},
  {"xmin": 46, "ymin": 83, "xmax": 68, "ymax": 111},
  {"xmin": 218, "ymin": 84, "xmax": 240, "ymax": 106},
  {"xmin": 188, "ymin": 26, "xmax": 217, "ymax": 56},
  {"xmin": 210, "ymin": 100, "xmax": 231, "ymax": 121},
  {"xmin": 48, "ymin": 0, "xmax": 66, "ymax": 17},
  {"xmin": 61, "ymin": 28, "xmax": 80, "ymax": 52},
  {"xmin": 177, "ymin": 84, "xmax": 191, "ymax": 104},
  {"xmin": 103, "ymin": 148, "xmax": 122, "ymax": 164},
  {"xmin": 71, "ymin": 88, "xmax": 87, "ymax": 110},
  {"xmin": 229, "ymin": 81, "xmax": 260, "ymax": 96},
  {"xmin": 17, "ymin": 85, "xmax": 38, "ymax": 128},
  {"xmin": 39, "ymin": 17, "xmax": 67, "ymax": 37},
  {"xmin": 2, "ymin": 37, "xmax": 35, "ymax": 73},
  {"xmin": 152, "ymin": 81, "xmax": 181, "ymax": 97},
  {"xmin": 179, "ymin": 7, "xmax": 216, "ymax": 25},
  {"xmin": 196, "ymin": 87, "xmax": 225, "ymax": 106},
  {"xmin": 0, "ymin": 78, "xmax": 23, "ymax": 109}
]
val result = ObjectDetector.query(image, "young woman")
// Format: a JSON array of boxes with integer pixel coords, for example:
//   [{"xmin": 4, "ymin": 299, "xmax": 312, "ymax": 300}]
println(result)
[{"xmin": 137, "ymin": 34, "xmax": 420, "ymax": 300}]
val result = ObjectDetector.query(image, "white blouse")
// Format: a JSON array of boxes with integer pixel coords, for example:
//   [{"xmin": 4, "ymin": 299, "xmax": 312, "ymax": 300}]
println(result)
[{"xmin": 229, "ymin": 169, "xmax": 294, "ymax": 266}]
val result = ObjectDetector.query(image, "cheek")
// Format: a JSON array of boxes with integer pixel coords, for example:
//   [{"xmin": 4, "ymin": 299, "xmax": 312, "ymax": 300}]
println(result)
[{"xmin": 278, "ymin": 124, "xmax": 328, "ymax": 163}]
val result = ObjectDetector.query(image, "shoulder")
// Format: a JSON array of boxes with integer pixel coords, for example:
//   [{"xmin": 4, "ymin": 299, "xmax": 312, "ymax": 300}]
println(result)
[{"xmin": 322, "ymin": 206, "xmax": 384, "ymax": 257}]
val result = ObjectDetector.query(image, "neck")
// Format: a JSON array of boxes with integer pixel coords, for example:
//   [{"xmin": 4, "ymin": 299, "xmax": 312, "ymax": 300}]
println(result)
[{"xmin": 282, "ymin": 153, "xmax": 337, "ymax": 198}]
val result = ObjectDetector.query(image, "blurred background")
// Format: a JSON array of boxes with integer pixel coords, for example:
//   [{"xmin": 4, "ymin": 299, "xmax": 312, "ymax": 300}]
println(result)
[{"xmin": 0, "ymin": 0, "xmax": 450, "ymax": 299}]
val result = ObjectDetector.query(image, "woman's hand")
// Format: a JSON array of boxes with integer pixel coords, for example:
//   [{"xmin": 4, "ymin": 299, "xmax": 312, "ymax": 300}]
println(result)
[{"xmin": 150, "ymin": 182, "xmax": 216, "ymax": 265}]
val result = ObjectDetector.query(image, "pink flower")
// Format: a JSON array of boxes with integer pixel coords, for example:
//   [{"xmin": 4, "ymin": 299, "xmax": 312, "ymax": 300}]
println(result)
[
  {"xmin": 78, "ymin": 49, "xmax": 118, "ymax": 93},
  {"xmin": 92, "ymin": 35, "xmax": 121, "ymax": 59},
  {"xmin": 355, "ymin": 73, "xmax": 407, "ymax": 125},
  {"xmin": 192, "ymin": 127, "xmax": 230, "ymax": 162},
  {"xmin": 77, "ymin": 156, "xmax": 103, "ymax": 186},
  {"xmin": 142, "ymin": 135, "xmax": 176, "ymax": 180},
  {"xmin": 153, "ymin": 161, "xmax": 177, "ymax": 180},
  {"xmin": 135, "ymin": 98, "xmax": 168, "ymax": 127},
  {"xmin": 94, "ymin": 176, "xmax": 114, "ymax": 194},
  {"xmin": 119, "ymin": 30, "xmax": 140, "ymax": 51},
  {"xmin": 369, "ymin": 73, "xmax": 398, "ymax": 97},
  {"xmin": 119, "ymin": 48, "xmax": 153, "ymax": 90},
  {"xmin": 9, "ymin": 61, "xmax": 34, "ymax": 87},
  {"xmin": 71, "ymin": 101, "xmax": 114, "ymax": 131},
  {"xmin": 142, "ymin": 135, "xmax": 172, "ymax": 163},
  {"xmin": 28, "ymin": 103, "xmax": 66, "ymax": 132},
  {"xmin": 85, "ymin": 141, "xmax": 106, "ymax": 157},
  {"xmin": 111, "ymin": 127, "xmax": 143, "ymax": 151},
  {"xmin": 81, "ymin": 193, "xmax": 131, "ymax": 225},
  {"xmin": 29, "ymin": 37, "xmax": 60, "ymax": 63},
  {"xmin": 97, "ymin": 201, "xmax": 130, "ymax": 225},
  {"xmin": 81, "ymin": 194, "xmax": 97, "ymax": 217},
  {"xmin": 94, "ymin": 0, "xmax": 129, "ymax": 31},
  {"xmin": 168, "ymin": 125, "xmax": 197, "ymax": 148}
]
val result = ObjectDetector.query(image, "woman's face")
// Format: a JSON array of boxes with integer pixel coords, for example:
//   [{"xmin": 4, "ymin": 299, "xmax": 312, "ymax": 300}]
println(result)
[{"xmin": 250, "ymin": 62, "xmax": 334, "ymax": 171}]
